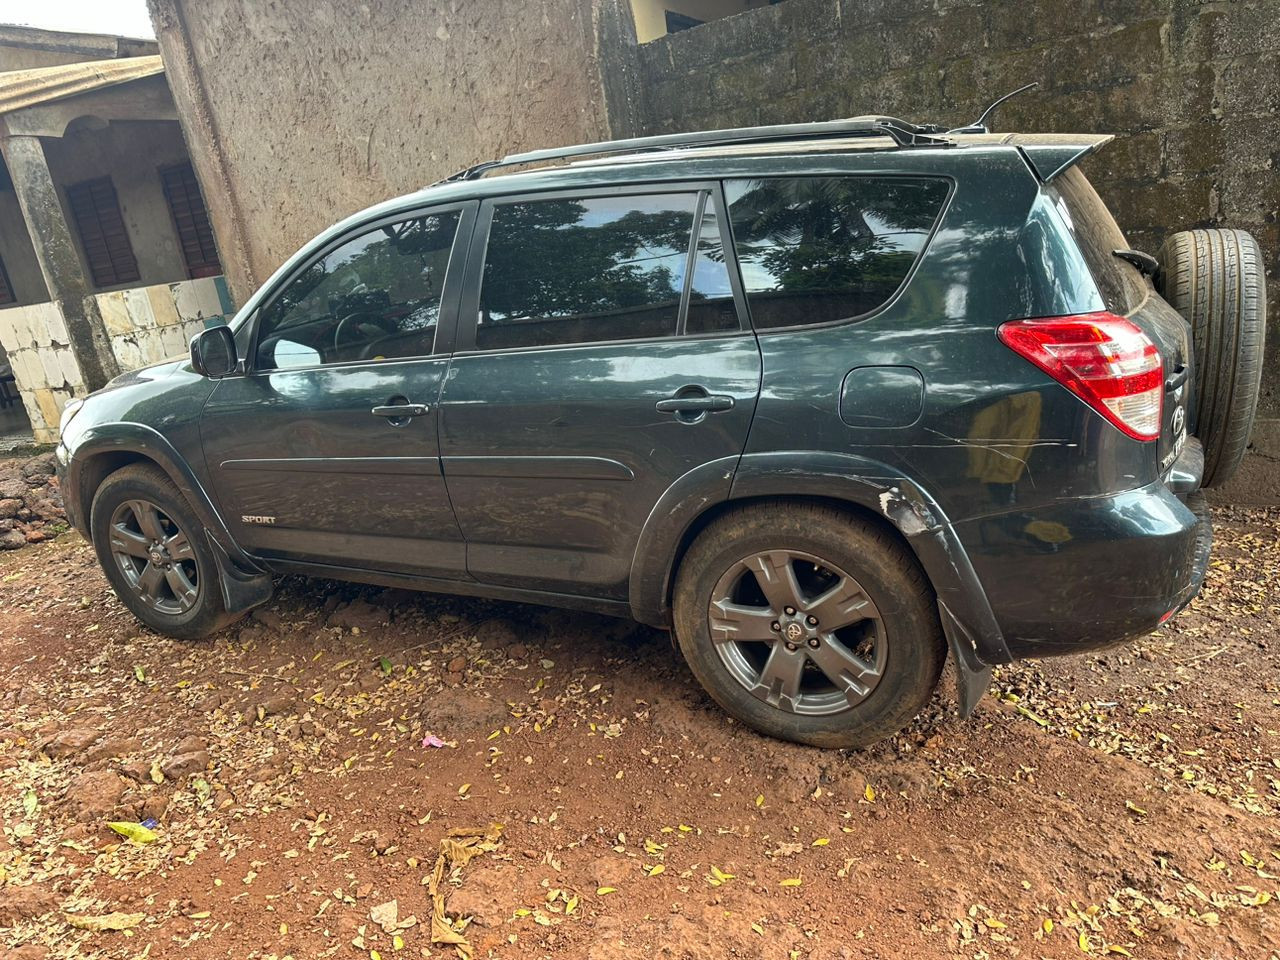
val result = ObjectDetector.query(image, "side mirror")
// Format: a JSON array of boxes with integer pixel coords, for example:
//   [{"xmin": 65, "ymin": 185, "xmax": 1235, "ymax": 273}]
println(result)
[{"xmin": 190, "ymin": 325, "xmax": 239, "ymax": 379}]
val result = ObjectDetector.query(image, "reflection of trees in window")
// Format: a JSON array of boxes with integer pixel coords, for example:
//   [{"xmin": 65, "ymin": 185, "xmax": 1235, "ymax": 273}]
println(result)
[
  {"xmin": 726, "ymin": 177, "xmax": 949, "ymax": 328},
  {"xmin": 256, "ymin": 212, "xmax": 459, "ymax": 367},
  {"xmin": 481, "ymin": 197, "xmax": 696, "ymax": 323}
]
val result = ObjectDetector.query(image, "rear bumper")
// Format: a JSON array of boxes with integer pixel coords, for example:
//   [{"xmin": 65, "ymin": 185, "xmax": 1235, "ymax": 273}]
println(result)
[{"xmin": 954, "ymin": 480, "xmax": 1210, "ymax": 659}]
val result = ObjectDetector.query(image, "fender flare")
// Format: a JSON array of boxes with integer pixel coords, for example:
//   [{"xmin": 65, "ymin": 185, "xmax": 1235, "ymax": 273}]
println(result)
[
  {"xmin": 628, "ymin": 450, "xmax": 1011, "ymax": 667},
  {"xmin": 67, "ymin": 422, "xmax": 269, "ymax": 582}
]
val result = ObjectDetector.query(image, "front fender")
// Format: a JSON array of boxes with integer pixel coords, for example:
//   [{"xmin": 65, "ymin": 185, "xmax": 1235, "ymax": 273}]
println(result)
[
  {"xmin": 64, "ymin": 421, "xmax": 264, "ymax": 576},
  {"xmin": 628, "ymin": 450, "xmax": 1011, "ymax": 667}
]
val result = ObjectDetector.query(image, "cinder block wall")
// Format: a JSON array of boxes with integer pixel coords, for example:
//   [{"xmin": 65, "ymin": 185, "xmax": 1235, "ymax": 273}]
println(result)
[
  {"xmin": 0, "ymin": 276, "xmax": 232, "ymax": 442},
  {"xmin": 615, "ymin": 0, "xmax": 1279, "ymax": 455}
]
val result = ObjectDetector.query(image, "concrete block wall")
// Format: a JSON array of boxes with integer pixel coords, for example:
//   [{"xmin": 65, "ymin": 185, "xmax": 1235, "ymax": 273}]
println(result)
[
  {"xmin": 616, "ymin": 0, "xmax": 1280, "ymax": 448},
  {"xmin": 0, "ymin": 301, "xmax": 83, "ymax": 443},
  {"xmin": 0, "ymin": 275, "xmax": 233, "ymax": 442}
]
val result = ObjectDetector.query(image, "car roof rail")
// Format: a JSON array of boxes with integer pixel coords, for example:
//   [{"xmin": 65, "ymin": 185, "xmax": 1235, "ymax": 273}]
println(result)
[{"xmin": 434, "ymin": 115, "xmax": 955, "ymax": 185}]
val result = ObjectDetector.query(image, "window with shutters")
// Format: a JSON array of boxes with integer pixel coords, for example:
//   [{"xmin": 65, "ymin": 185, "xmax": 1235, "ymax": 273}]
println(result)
[
  {"xmin": 0, "ymin": 255, "xmax": 14, "ymax": 305},
  {"xmin": 66, "ymin": 177, "xmax": 140, "ymax": 288},
  {"xmin": 159, "ymin": 162, "xmax": 222, "ymax": 279}
]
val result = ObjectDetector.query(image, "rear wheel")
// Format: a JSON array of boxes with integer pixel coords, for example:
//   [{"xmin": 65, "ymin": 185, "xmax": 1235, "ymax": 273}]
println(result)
[
  {"xmin": 672, "ymin": 502, "xmax": 944, "ymax": 748},
  {"xmin": 1156, "ymin": 228, "xmax": 1266, "ymax": 487},
  {"xmin": 90, "ymin": 464, "xmax": 237, "ymax": 639}
]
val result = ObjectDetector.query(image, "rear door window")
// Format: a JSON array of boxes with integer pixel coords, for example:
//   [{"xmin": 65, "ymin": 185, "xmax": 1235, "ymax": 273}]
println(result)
[
  {"xmin": 724, "ymin": 176, "xmax": 949, "ymax": 329},
  {"xmin": 1048, "ymin": 167, "xmax": 1147, "ymax": 315}
]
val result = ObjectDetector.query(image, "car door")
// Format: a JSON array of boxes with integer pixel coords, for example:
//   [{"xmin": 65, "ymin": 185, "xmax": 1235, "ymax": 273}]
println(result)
[
  {"xmin": 199, "ymin": 201, "xmax": 476, "ymax": 578},
  {"xmin": 438, "ymin": 184, "xmax": 761, "ymax": 599}
]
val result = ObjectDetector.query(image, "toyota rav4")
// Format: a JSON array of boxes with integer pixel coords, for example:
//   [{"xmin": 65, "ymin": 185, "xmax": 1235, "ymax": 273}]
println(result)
[{"xmin": 56, "ymin": 112, "xmax": 1266, "ymax": 747}]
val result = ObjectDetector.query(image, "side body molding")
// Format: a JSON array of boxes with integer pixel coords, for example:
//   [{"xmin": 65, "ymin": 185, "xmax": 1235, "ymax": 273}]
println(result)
[{"xmin": 628, "ymin": 450, "xmax": 1011, "ymax": 668}]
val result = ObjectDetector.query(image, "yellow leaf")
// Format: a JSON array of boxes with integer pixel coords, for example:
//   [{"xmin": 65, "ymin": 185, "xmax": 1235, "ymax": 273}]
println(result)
[
  {"xmin": 710, "ymin": 865, "xmax": 735, "ymax": 883},
  {"xmin": 1125, "ymin": 801, "xmax": 1147, "ymax": 816},
  {"xmin": 647, "ymin": 864, "xmax": 664, "ymax": 876},
  {"xmin": 751, "ymin": 922, "xmax": 764, "ymax": 935},
  {"xmin": 514, "ymin": 908, "xmax": 532, "ymax": 917},
  {"xmin": 107, "ymin": 821, "xmax": 158, "ymax": 844},
  {"xmin": 458, "ymin": 783, "xmax": 470, "ymax": 795},
  {"xmin": 1107, "ymin": 947, "xmax": 1132, "ymax": 957},
  {"xmin": 1043, "ymin": 918, "xmax": 1054, "ymax": 934},
  {"xmin": 596, "ymin": 887, "xmax": 616, "ymax": 896},
  {"xmin": 678, "ymin": 824, "xmax": 693, "ymax": 832},
  {"xmin": 812, "ymin": 838, "xmax": 830, "ymax": 847},
  {"xmin": 393, "ymin": 934, "xmax": 405, "ymax": 950},
  {"xmin": 566, "ymin": 896, "xmax": 578, "ymax": 914},
  {"xmin": 371, "ymin": 951, "xmax": 382, "ymax": 960},
  {"xmin": 755, "ymin": 794, "xmax": 764, "ymax": 807},
  {"xmin": 863, "ymin": 784, "xmax": 876, "ymax": 803},
  {"xmin": 487, "ymin": 730, "xmax": 501, "ymax": 741},
  {"xmin": 780, "ymin": 877, "xmax": 802, "ymax": 887},
  {"xmin": 984, "ymin": 917, "xmax": 1006, "ymax": 930},
  {"xmin": 65, "ymin": 912, "xmax": 144, "ymax": 931},
  {"xmin": 643, "ymin": 839, "xmax": 665, "ymax": 855},
  {"xmin": 1079, "ymin": 930, "xmax": 1091, "ymax": 952}
]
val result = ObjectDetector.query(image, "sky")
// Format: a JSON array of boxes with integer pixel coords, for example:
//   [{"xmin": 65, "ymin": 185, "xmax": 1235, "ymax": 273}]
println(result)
[{"xmin": 0, "ymin": 0, "xmax": 154, "ymax": 39}]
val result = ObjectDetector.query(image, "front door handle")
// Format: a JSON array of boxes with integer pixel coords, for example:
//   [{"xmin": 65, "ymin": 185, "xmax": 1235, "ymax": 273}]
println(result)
[
  {"xmin": 655, "ymin": 394, "xmax": 735, "ymax": 414},
  {"xmin": 371, "ymin": 402, "xmax": 429, "ymax": 419}
]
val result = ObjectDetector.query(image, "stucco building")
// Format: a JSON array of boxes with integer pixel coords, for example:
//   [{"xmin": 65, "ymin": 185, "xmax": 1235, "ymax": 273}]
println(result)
[{"xmin": 0, "ymin": 25, "xmax": 233, "ymax": 444}]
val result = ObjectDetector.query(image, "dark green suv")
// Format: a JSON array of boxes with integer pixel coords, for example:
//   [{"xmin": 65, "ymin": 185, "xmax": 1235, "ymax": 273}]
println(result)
[{"xmin": 56, "ymin": 116, "xmax": 1266, "ymax": 747}]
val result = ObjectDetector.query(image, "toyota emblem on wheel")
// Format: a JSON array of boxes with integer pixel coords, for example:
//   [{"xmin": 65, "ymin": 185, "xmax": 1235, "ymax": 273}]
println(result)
[{"xmin": 785, "ymin": 622, "xmax": 804, "ymax": 641}]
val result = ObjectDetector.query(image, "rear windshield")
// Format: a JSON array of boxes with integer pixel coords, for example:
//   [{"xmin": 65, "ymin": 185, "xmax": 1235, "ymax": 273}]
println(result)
[{"xmin": 1048, "ymin": 167, "xmax": 1148, "ymax": 315}]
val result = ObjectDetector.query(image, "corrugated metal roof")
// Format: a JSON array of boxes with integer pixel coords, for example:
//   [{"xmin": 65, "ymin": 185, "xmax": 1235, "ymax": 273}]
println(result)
[{"xmin": 0, "ymin": 55, "xmax": 163, "ymax": 116}]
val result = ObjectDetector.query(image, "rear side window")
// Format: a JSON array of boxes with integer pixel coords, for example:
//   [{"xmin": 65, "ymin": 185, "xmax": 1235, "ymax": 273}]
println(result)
[
  {"xmin": 725, "ymin": 176, "xmax": 949, "ymax": 329},
  {"xmin": 478, "ymin": 193, "xmax": 699, "ymax": 350},
  {"xmin": 1049, "ymin": 167, "xmax": 1147, "ymax": 315}
]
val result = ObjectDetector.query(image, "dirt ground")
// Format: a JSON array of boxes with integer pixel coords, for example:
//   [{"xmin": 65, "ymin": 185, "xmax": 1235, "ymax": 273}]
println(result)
[{"xmin": 1, "ymin": 492, "xmax": 1278, "ymax": 959}]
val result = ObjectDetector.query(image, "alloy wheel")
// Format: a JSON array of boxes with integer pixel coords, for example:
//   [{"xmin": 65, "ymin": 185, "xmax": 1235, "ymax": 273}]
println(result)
[
  {"xmin": 708, "ymin": 549, "xmax": 886, "ymax": 716},
  {"xmin": 108, "ymin": 499, "xmax": 199, "ymax": 616}
]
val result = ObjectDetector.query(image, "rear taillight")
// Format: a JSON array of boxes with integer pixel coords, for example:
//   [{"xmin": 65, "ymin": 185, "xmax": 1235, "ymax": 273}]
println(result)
[{"xmin": 997, "ymin": 312, "xmax": 1163, "ymax": 441}]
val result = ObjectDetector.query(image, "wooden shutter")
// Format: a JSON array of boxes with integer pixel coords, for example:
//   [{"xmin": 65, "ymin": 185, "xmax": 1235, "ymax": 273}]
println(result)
[
  {"xmin": 159, "ymin": 162, "xmax": 222, "ymax": 279},
  {"xmin": 0, "ymin": 255, "xmax": 14, "ymax": 305},
  {"xmin": 66, "ymin": 177, "xmax": 140, "ymax": 288}
]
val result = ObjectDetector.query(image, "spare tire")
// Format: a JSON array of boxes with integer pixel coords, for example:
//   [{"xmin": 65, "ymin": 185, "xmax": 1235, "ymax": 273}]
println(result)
[{"xmin": 1155, "ymin": 228, "xmax": 1266, "ymax": 487}]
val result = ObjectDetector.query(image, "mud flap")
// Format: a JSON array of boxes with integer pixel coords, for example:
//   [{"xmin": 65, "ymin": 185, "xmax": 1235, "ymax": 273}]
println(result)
[
  {"xmin": 207, "ymin": 533, "xmax": 274, "ymax": 614},
  {"xmin": 938, "ymin": 600, "xmax": 992, "ymax": 718}
]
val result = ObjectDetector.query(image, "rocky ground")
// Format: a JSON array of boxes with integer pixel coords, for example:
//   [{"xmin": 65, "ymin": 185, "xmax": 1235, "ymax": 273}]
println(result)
[
  {"xmin": 0, "ymin": 462, "xmax": 1277, "ymax": 959},
  {"xmin": 0, "ymin": 452, "xmax": 66, "ymax": 551}
]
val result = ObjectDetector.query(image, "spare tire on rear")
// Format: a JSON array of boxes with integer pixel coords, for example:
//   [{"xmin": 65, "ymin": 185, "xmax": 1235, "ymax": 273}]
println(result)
[{"xmin": 1155, "ymin": 228, "xmax": 1266, "ymax": 487}]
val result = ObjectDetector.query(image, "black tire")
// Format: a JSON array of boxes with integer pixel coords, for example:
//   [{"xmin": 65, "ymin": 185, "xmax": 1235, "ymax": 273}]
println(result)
[
  {"xmin": 1156, "ymin": 228, "xmax": 1267, "ymax": 487},
  {"xmin": 672, "ymin": 502, "xmax": 944, "ymax": 748},
  {"xmin": 90, "ymin": 463, "xmax": 238, "ymax": 639}
]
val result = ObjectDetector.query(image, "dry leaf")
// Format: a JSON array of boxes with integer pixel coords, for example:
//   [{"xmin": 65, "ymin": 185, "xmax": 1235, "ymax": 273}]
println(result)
[{"xmin": 65, "ymin": 912, "xmax": 145, "ymax": 932}]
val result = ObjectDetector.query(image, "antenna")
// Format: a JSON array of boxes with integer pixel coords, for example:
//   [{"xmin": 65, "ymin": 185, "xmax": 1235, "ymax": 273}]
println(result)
[{"xmin": 949, "ymin": 82, "xmax": 1039, "ymax": 135}]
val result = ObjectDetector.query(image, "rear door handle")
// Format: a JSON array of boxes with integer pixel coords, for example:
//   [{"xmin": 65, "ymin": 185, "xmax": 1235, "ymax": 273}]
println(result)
[
  {"xmin": 655, "ymin": 395, "xmax": 735, "ymax": 413},
  {"xmin": 371, "ymin": 403, "xmax": 429, "ymax": 418}
]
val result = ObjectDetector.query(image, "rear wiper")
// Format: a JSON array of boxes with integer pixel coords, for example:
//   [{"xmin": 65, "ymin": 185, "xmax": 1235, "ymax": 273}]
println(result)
[{"xmin": 1113, "ymin": 248, "xmax": 1158, "ymax": 277}]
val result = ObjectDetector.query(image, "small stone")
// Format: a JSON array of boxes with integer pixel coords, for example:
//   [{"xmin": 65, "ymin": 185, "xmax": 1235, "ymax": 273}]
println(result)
[
  {"xmin": 173, "ymin": 734, "xmax": 206, "ymax": 756},
  {"xmin": 251, "ymin": 607, "xmax": 285, "ymax": 631},
  {"xmin": 140, "ymin": 793, "xmax": 169, "ymax": 822},
  {"xmin": 64, "ymin": 769, "xmax": 126, "ymax": 819},
  {"xmin": 162, "ymin": 750, "xmax": 209, "ymax": 779},
  {"xmin": 0, "ymin": 884, "xmax": 58, "ymax": 924},
  {"xmin": 83, "ymin": 736, "xmax": 143, "ymax": 763},
  {"xmin": 118, "ymin": 761, "xmax": 151, "ymax": 782},
  {"xmin": 0, "ymin": 498, "xmax": 22, "ymax": 519},
  {"xmin": 255, "ymin": 692, "xmax": 295, "ymax": 719},
  {"xmin": 507, "ymin": 643, "xmax": 528, "ymax": 660},
  {"xmin": 42, "ymin": 727, "xmax": 101, "ymax": 759},
  {"xmin": 447, "ymin": 655, "xmax": 467, "ymax": 674},
  {"xmin": 372, "ymin": 834, "xmax": 393, "ymax": 855}
]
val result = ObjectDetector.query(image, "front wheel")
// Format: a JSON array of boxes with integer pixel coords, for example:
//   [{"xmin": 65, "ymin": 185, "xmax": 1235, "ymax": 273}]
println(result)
[
  {"xmin": 90, "ymin": 463, "xmax": 238, "ymax": 639},
  {"xmin": 672, "ymin": 502, "xmax": 944, "ymax": 748}
]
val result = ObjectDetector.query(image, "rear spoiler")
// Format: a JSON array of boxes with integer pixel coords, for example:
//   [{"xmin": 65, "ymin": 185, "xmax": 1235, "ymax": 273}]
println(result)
[{"xmin": 1010, "ymin": 133, "xmax": 1115, "ymax": 183}]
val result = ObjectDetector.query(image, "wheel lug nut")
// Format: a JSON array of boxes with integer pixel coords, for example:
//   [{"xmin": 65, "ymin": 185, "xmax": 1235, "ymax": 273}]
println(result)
[
  {"xmin": 806, "ymin": 615, "xmax": 818, "ymax": 626},
  {"xmin": 771, "ymin": 621, "xmax": 781, "ymax": 632},
  {"xmin": 784, "ymin": 606, "xmax": 796, "ymax": 616},
  {"xmin": 807, "ymin": 638, "xmax": 820, "ymax": 649},
  {"xmin": 785, "ymin": 642, "xmax": 799, "ymax": 652}
]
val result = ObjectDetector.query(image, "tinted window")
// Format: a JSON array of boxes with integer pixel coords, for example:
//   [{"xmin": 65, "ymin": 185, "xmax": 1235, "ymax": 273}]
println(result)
[
  {"xmin": 255, "ymin": 211, "xmax": 460, "ymax": 370},
  {"xmin": 725, "ymin": 176, "xmax": 949, "ymax": 329},
  {"xmin": 477, "ymin": 194, "xmax": 697, "ymax": 350},
  {"xmin": 1050, "ymin": 166, "xmax": 1147, "ymax": 315},
  {"xmin": 685, "ymin": 201, "xmax": 739, "ymax": 335}
]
